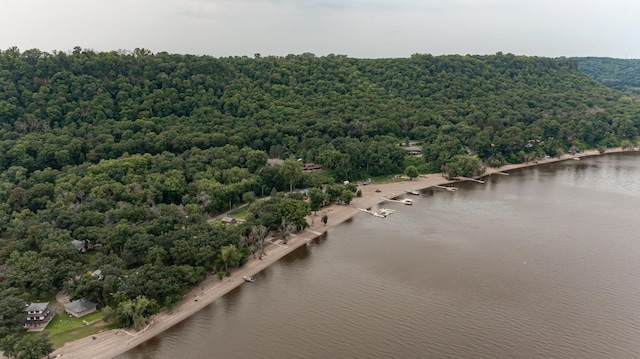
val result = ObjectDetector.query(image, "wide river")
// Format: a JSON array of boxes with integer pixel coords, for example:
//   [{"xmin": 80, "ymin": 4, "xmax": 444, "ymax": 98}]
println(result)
[{"xmin": 119, "ymin": 153, "xmax": 640, "ymax": 359}]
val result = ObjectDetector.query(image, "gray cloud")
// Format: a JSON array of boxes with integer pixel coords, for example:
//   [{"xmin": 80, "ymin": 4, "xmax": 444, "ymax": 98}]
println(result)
[{"xmin": 0, "ymin": 0, "xmax": 638, "ymax": 58}]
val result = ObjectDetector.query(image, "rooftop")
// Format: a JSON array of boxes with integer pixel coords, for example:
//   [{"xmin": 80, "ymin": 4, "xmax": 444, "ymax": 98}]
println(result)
[
  {"xmin": 64, "ymin": 299, "xmax": 97, "ymax": 313},
  {"xmin": 26, "ymin": 302, "xmax": 49, "ymax": 312}
]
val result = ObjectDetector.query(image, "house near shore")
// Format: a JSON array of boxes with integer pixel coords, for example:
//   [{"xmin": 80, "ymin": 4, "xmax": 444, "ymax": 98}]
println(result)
[
  {"xmin": 64, "ymin": 299, "xmax": 98, "ymax": 318},
  {"xmin": 24, "ymin": 302, "xmax": 55, "ymax": 331},
  {"xmin": 221, "ymin": 216, "xmax": 237, "ymax": 225}
]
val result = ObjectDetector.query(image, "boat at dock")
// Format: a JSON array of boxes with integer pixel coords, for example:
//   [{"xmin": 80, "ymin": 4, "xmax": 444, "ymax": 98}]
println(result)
[
  {"xmin": 378, "ymin": 208, "xmax": 396, "ymax": 216},
  {"xmin": 243, "ymin": 276, "xmax": 255, "ymax": 282},
  {"xmin": 433, "ymin": 185, "xmax": 457, "ymax": 192},
  {"xmin": 380, "ymin": 197, "xmax": 415, "ymax": 205}
]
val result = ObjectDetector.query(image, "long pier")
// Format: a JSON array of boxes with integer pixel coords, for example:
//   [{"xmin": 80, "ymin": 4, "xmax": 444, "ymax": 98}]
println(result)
[{"xmin": 455, "ymin": 176, "xmax": 485, "ymax": 184}]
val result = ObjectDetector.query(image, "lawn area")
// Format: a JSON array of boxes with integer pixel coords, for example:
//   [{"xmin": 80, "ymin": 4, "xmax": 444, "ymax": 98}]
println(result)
[
  {"xmin": 46, "ymin": 309, "xmax": 119, "ymax": 348},
  {"xmin": 228, "ymin": 205, "xmax": 252, "ymax": 220},
  {"xmin": 370, "ymin": 174, "xmax": 401, "ymax": 184}
]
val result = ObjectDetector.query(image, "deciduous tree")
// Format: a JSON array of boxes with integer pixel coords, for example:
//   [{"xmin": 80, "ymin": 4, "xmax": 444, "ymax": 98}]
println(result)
[{"xmin": 278, "ymin": 159, "xmax": 303, "ymax": 193}]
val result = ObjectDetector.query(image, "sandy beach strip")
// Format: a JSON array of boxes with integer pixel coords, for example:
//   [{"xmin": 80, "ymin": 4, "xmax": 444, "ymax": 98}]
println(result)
[{"xmin": 48, "ymin": 147, "xmax": 636, "ymax": 359}]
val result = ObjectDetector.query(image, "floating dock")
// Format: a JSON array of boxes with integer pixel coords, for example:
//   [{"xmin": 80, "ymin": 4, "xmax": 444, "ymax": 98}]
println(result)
[
  {"xmin": 357, "ymin": 207, "xmax": 387, "ymax": 218},
  {"xmin": 494, "ymin": 172, "xmax": 509, "ymax": 176},
  {"xmin": 405, "ymin": 190, "xmax": 420, "ymax": 195},
  {"xmin": 380, "ymin": 197, "xmax": 413, "ymax": 205},
  {"xmin": 433, "ymin": 185, "xmax": 457, "ymax": 192}
]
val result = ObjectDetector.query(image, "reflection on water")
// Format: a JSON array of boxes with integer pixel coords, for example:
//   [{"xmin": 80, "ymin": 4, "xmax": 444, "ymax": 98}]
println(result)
[{"xmin": 119, "ymin": 153, "xmax": 640, "ymax": 359}]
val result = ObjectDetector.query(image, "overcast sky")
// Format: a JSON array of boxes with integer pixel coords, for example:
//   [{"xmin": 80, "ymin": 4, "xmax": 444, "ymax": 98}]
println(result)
[{"xmin": 1, "ymin": 0, "xmax": 638, "ymax": 58}]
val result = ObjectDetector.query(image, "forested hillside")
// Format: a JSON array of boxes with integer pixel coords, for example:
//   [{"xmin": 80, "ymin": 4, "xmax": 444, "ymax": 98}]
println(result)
[
  {"xmin": 578, "ymin": 57, "xmax": 640, "ymax": 93},
  {"xmin": 1, "ymin": 47, "xmax": 640, "ymax": 353}
]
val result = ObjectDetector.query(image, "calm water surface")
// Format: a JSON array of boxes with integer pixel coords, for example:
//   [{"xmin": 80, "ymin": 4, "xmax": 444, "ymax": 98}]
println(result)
[{"xmin": 120, "ymin": 153, "xmax": 640, "ymax": 359}]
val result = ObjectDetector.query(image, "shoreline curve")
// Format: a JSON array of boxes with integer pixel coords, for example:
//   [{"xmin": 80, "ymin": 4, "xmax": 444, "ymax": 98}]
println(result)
[{"xmin": 48, "ymin": 147, "xmax": 638, "ymax": 359}]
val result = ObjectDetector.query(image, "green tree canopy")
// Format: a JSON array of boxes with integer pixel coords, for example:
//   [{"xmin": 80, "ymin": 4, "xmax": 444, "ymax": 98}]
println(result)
[
  {"xmin": 405, "ymin": 165, "xmax": 419, "ymax": 181},
  {"xmin": 278, "ymin": 159, "xmax": 303, "ymax": 193},
  {"xmin": 444, "ymin": 155, "xmax": 485, "ymax": 180}
]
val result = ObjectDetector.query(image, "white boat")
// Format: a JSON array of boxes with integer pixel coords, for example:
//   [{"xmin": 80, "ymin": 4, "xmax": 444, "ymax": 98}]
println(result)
[
  {"xmin": 405, "ymin": 190, "xmax": 420, "ymax": 195},
  {"xmin": 243, "ymin": 276, "xmax": 255, "ymax": 283},
  {"xmin": 402, "ymin": 199, "xmax": 413, "ymax": 205},
  {"xmin": 378, "ymin": 208, "xmax": 396, "ymax": 216}
]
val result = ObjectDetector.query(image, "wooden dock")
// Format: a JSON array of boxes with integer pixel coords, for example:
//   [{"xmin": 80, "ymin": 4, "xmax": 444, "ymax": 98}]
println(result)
[
  {"xmin": 455, "ymin": 177, "xmax": 485, "ymax": 184},
  {"xmin": 494, "ymin": 172, "xmax": 509, "ymax": 176},
  {"xmin": 405, "ymin": 190, "xmax": 420, "ymax": 195}
]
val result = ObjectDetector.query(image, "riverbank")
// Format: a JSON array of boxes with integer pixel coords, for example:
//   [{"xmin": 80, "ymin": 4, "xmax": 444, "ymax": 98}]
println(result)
[{"xmin": 49, "ymin": 147, "xmax": 637, "ymax": 359}]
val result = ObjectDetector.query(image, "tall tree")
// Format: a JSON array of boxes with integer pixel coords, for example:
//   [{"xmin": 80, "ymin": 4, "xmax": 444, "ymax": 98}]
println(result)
[
  {"xmin": 405, "ymin": 165, "xmax": 419, "ymax": 181},
  {"xmin": 279, "ymin": 219, "xmax": 296, "ymax": 244},
  {"xmin": 114, "ymin": 295, "xmax": 157, "ymax": 330},
  {"xmin": 216, "ymin": 244, "xmax": 243, "ymax": 273},
  {"xmin": 278, "ymin": 159, "xmax": 303, "ymax": 193},
  {"xmin": 0, "ymin": 293, "xmax": 26, "ymax": 338},
  {"xmin": 248, "ymin": 225, "xmax": 269, "ymax": 260},
  {"xmin": 308, "ymin": 187, "xmax": 325, "ymax": 216}
]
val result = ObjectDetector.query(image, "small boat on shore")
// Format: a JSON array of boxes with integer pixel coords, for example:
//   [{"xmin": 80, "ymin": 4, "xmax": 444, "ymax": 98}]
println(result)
[
  {"xmin": 402, "ymin": 199, "xmax": 413, "ymax": 205},
  {"xmin": 243, "ymin": 276, "xmax": 255, "ymax": 283}
]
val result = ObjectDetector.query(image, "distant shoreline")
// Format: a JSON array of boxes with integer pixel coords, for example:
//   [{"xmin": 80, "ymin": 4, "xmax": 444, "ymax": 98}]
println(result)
[{"xmin": 48, "ymin": 147, "xmax": 638, "ymax": 359}]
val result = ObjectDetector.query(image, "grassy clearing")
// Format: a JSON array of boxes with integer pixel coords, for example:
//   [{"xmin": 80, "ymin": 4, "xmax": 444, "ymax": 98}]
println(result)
[
  {"xmin": 49, "ymin": 320, "xmax": 120, "ymax": 349},
  {"xmin": 370, "ymin": 175, "xmax": 402, "ymax": 184},
  {"xmin": 229, "ymin": 205, "xmax": 252, "ymax": 219},
  {"xmin": 46, "ymin": 309, "xmax": 119, "ymax": 348}
]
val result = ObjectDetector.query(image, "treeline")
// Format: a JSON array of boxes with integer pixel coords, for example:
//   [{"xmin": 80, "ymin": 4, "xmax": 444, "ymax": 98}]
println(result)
[
  {"xmin": 1, "ymin": 48, "xmax": 639, "ymax": 175},
  {"xmin": 1, "ymin": 47, "xmax": 640, "ymax": 349},
  {"xmin": 578, "ymin": 57, "xmax": 640, "ymax": 94}
]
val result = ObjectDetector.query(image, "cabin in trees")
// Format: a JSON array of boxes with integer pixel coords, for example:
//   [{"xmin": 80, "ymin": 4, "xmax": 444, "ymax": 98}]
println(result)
[
  {"xmin": 302, "ymin": 163, "xmax": 323, "ymax": 172},
  {"xmin": 71, "ymin": 239, "xmax": 86, "ymax": 253},
  {"xmin": 404, "ymin": 146, "xmax": 422, "ymax": 157},
  {"xmin": 24, "ymin": 302, "xmax": 55, "ymax": 331},
  {"xmin": 267, "ymin": 158, "xmax": 284, "ymax": 167},
  {"xmin": 64, "ymin": 299, "xmax": 98, "ymax": 318},
  {"xmin": 221, "ymin": 216, "xmax": 237, "ymax": 225}
]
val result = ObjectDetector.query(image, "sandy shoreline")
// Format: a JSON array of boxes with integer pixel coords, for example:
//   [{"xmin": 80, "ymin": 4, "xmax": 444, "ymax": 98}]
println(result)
[{"xmin": 48, "ymin": 147, "xmax": 637, "ymax": 359}]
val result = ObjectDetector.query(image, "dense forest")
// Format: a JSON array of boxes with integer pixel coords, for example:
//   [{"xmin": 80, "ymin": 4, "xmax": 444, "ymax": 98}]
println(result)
[
  {"xmin": 1, "ymin": 47, "xmax": 640, "ymax": 356},
  {"xmin": 578, "ymin": 57, "xmax": 640, "ymax": 94}
]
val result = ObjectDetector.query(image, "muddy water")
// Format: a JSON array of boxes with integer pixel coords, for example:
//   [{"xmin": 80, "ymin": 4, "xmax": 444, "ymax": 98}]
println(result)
[{"xmin": 119, "ymin": 153, "xmax": 640, "ymax": 359}]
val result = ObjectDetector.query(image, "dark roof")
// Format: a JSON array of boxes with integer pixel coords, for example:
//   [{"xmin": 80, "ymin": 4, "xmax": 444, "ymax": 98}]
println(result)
[
  {"xmin": 64, "ymin": 299, "xmax": 97, "ymax": 313},
  {"xmin": 267, "ymin": 158, "xmax": 284, "ymax": 166},
  {"xmin": 26, "ymin": 302, "xmax": 49, "ymax": 312}
]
